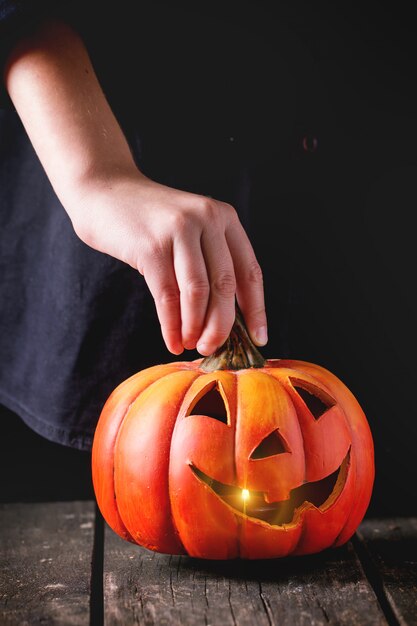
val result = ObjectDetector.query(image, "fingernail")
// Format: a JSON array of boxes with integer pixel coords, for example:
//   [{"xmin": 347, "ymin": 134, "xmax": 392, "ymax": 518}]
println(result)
[
  {"xmin": 254, "ymin": 326, "xmax": 268, "ymax": 346},
  {"xmin": 170, "ymin": 344, "xmax": 184, "ymax": 355},
  {"xmin": 196, "ymin": 343, "xmax": 211, "ymax": 356},
  {"xmin": 183, "ymin": 339, "xmax": 197, "ymax": 351}
]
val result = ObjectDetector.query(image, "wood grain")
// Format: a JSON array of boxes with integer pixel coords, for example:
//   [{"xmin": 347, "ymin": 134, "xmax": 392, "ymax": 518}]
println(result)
[
  {"xmin": 2, "ymin": 502, "xmax": 415, "ymax": 625},
  {"xmin": 356, "ymin": 517, "xmax": 417, "ymax": 626},
  {"xmin": 0, "ymin": 501, "xmax": 95, "ymax": 626},
  {"xmin": 103, "ymin": 522, "xmax": 388, "ymax": 626}
]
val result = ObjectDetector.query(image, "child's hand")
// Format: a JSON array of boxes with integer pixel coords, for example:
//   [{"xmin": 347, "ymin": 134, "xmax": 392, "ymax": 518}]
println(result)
[
  {"xmin": 73, "ymin": 174, "xmax": 267, "ymax": 356},
  {"xmin": 4, "ymin": 18, "xmax": 267, "ymax": 355}
]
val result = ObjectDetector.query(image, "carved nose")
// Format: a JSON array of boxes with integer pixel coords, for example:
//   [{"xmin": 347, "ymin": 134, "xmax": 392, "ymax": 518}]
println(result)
[{"xmin": 250, "ymin": 430, "xmax": 290, "ymax": 459}]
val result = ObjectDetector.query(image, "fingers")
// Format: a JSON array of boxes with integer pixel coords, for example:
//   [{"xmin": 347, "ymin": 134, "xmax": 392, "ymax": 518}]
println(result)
[
  {"xmin": 173, "ymin": 235, "xmax": 209, "ymax": 350},
  {"xmin": 225, "ymin": 220, "xmax": 267, "ymax": 347},
  {"xmin": 194, "ymin": 228, "xmax": 237, "ymax": 356},
  {"xmin": 142, "ymin": 248, "xmax": 184, "ymax": 355},
  {"xmin": 142, "ymin": 195, "xmax": 267, "ymax": 357}
]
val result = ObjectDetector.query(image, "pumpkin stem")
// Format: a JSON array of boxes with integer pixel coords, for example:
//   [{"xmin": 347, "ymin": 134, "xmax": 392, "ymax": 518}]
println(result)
[{"xmin": 201, "ymin": 304, "xmax": 266, "ymax": 372}]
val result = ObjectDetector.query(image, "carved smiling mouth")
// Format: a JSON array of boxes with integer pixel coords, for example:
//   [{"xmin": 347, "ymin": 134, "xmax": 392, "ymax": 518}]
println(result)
[{"xmin": 191, "ymin": 448, "xmax": 350, "ymax": 526}]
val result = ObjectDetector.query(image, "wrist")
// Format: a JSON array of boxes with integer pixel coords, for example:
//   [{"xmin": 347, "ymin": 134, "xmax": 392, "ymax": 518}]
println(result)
[
  {"xmin": 57, "ymin": 160, "xmax": 143, "ymax": 211},
  {"xmin": 64, "ymin": 169, "xmax": 150, "ymax": 247}
]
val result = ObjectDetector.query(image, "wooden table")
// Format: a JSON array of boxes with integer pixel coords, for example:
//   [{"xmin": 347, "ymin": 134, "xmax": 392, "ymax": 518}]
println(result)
[{"xmin": 0, "ymin": 503, "xmax": 416, "ymax": 625}]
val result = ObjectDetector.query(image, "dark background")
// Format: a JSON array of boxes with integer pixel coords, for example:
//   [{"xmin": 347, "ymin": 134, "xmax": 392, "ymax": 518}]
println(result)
[{"xmin": 1, "ymin": 1, "xmax": 416, "ymax": 517}]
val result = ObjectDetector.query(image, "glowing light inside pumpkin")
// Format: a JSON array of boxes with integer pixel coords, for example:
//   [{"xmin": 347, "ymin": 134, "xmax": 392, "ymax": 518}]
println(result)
[{"xmin": 241, "ymin": 489, "xmax": 250, "ymax": 501}]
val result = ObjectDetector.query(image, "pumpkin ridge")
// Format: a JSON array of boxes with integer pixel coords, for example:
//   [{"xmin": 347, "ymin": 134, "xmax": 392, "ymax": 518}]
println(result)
[
  {"xmin": 167, "ymin": 373, "xmax": 213, "ymax": 549},
  {"xmin": 282, "ymin": 361, "xmax": 374, "ymax": 548},
  {"xmin": 231, "ymin": 373, "xmax": 243, "ymax": 558},
  {"xmin": 264, "ymin": 368, "xmax": 309, "ymax": 486},
  {"xmin": 91, "ymin": 362, "xmax": 193, "ymax": 540},
  {"xmin": 93, "ymin": 365, "xmax": 185, "ymax": 543},
  {"xmin": 113, "ymin": 368, "xmax": 198, "ymax": 548},
  {"xmin": 330, "ymin": 450, "xmax": 357, "ymax": 549},
  {"xmin": 110, "ymin": 371, "xmax": 180, "ymax": 544}
]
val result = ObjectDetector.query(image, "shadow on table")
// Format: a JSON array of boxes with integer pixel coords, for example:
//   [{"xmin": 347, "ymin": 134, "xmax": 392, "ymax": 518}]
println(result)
[{"xmin": 158, "ymin": 543, "xmax": 360, "ymax": 585}]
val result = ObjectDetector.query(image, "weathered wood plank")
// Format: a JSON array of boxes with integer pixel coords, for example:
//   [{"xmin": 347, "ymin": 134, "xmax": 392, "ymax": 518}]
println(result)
[
  {"xmin": 104, "ymin": 522, "xmax": 388, "ymax": 626},
  {"xmin": 356, "ymin": 517, "xmax": 417, "ymax": 626},
  {"xmin": 0, "ymin": 501, "xmax": 95, "ymax": 626}
]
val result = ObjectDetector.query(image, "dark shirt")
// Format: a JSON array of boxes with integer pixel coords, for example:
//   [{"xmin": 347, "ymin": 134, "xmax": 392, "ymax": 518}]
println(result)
[{"xmin": 0, "ymin": 1, "xmax": 286, "ymax": 449}]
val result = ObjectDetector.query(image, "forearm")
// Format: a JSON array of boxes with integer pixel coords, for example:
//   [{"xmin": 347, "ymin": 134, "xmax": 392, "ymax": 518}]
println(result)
[
  {"xmin": 3, "ymin": 18, "xmax": 140, "ymax": 217},
  {"xmin": 3, "ymin": 17, "xmax": 267, "ymax": 355}
]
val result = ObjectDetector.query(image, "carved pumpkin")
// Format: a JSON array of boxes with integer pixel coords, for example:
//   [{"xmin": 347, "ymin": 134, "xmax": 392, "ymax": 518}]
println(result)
[{"xmin": 92, "ymin": 310, "xmax": 374, "ymax": 559}]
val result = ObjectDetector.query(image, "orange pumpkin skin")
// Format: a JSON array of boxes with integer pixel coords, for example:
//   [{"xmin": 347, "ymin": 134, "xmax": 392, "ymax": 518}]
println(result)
[{"xmin": 92, "ymin": 357, "xmax": 374, "ymax": 560}]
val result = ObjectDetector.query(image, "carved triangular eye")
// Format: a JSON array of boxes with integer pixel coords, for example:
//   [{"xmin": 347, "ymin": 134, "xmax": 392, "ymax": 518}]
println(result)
[
  {"xmin": 289, "ymin": 378, "xmax": 336, "ymax": 420},
  {"xmin": 188, "ymin": 383, "xmax": 228, "ymax": 425},
  {"xmin": 250, "ymin": 430, "xmax": 289, "ymax": 459}
]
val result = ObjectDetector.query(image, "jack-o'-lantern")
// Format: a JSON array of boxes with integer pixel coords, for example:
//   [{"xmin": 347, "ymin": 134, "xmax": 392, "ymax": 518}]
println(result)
[{"xmin": 92, "ymin": 309, "xmax": 374, "ymax": 559}]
